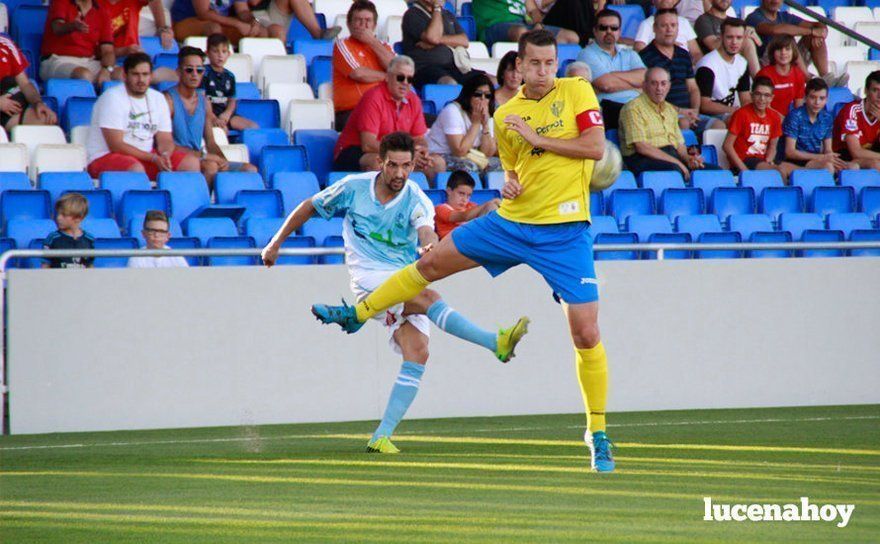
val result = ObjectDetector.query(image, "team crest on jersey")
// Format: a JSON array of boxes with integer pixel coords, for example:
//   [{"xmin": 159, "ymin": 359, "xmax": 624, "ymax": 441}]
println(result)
[
  {"xmin": 550, "ymin": 100, "xmax": 565, "ymax": 118},
  {"xmin": 394, "ymin": 212, "xmax": 406, "ymax": 229},
  {"xmin": 845, "ymin": 118, "xmax": 858, "ymax": 131}
]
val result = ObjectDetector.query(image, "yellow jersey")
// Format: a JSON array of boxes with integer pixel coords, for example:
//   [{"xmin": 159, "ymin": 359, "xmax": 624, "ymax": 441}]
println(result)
[{"xmin": 493, "ymin": 77, "xmax": 603, "ymax": 225}]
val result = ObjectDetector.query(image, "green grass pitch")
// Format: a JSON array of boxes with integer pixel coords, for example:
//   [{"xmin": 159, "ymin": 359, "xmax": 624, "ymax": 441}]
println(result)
[{"xmin": 1, "ymin": 404, "xmax": 878, "ymax": 543}]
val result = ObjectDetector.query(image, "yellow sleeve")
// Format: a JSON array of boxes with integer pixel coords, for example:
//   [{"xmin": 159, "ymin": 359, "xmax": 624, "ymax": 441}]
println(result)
[{"xmin": 494, "ymin": 110, "xmax": 516, "ymax": 172}]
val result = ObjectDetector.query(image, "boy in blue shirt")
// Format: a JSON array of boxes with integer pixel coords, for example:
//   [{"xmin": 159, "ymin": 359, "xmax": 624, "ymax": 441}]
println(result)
[
  {"xmin": 42, "ymin": 193, "xmax": 94, "ymax": 269},
  {"xmin": 203, "ymin": 34, "xmax": 258, "ymax": 133}
]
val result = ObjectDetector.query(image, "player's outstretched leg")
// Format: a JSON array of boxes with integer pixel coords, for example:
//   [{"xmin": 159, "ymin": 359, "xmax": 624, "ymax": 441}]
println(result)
[
  {"xmin": 311, "ymin": 298, "xmax": 364, "ymax": 334},
  {"xmin": 424, "ymin": 298, "xmax": 530, "ymax": 363}
]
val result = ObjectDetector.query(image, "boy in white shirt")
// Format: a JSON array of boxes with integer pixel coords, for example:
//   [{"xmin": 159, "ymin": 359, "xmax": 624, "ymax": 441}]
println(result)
[{"xmin": 128, "ymin": 210, "xmax": 189, "ymax": 268}]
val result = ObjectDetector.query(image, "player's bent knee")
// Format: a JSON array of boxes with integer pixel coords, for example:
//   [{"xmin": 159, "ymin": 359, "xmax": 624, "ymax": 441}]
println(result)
[{"xmin": 571, "ymin": 323, "xmax": 601, "ymax": 350}]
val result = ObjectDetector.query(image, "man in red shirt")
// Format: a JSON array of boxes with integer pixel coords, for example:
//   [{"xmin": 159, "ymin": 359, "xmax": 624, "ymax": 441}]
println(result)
[
  {"xmin": 0, "ymin": 35, "xmax": 58, "ymax": 132},
  {"xmin": 434, "ymin": 170, "xmax": 499, "ymax": 239},
  {"xmin": 723, "ymin": 76, "xmax": 783, "ymax": 175},
  {"xmin": 332, "ymin": 55, "xmax": 444, "ymax": 181},
  {"xmin": 104, "ymin": 0, "xmax": 178, "ymax": 83},
  {"xmin": 833, "ymin": 70, "xmax": 880, "ymax": 170},
  {"xmin": 40, "ymin": 0, "xmax": 118, "ymax": 84}
]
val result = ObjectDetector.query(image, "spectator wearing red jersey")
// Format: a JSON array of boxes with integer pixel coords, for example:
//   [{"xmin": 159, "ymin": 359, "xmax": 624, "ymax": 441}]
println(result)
[
  {"xmin": 0, "ymin": 35, "xmax": 58, "ymax": 132},
  {"xmin": 40, "ymin": 0, "xmax": 118, "ymax": 84},
  {"xmin": 104, "ymin": 0, "xmax": 178, "ymax": 82},
  {"xmin": 832, "ymin": 71, "xmax": 880, "ymax": 170},
  {"xmin": 723, "ymin": 76, "xmax": 783, "ymax": 175},
  {"xmin": 332, "ymin": 55, "xmax": 444, "ymax": 181},
  {"xmin": 756, "ymin": 34, "xmax": 806, "ymax": 115},
  {"xmin": 434, "ymin": 170, "xmax": 498, "ymax": 239}
]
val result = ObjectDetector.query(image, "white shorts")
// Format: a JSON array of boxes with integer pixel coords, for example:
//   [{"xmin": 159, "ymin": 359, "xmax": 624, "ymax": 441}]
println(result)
[
  {"xmin": 39, "ymin": 55, "xmax": 101, "ymax": 80},
  {"xmin": 351, "ymin": 268, "xmax": 430, "ymax": 355}
]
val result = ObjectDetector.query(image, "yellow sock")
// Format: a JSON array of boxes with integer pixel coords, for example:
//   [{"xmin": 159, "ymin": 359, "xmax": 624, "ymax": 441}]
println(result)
[
  {"xmin": 575, "ymin": 342, "xmax": 608, "ymax": 434},
  {"xmin": 355, "ymin": 263, "xmax": 431, "ymax": 322}
]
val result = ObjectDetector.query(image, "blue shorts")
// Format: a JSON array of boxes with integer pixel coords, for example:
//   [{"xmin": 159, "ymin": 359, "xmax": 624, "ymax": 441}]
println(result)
[{"xmin": 451, "ymin": 211, "xmax": 598, "ymax": 304}]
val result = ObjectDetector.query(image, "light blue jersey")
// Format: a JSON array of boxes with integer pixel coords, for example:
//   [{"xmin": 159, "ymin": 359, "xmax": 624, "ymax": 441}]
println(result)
[{"xmin": 312, "ymin": 172, "xmax": 435, "ymax": 274}]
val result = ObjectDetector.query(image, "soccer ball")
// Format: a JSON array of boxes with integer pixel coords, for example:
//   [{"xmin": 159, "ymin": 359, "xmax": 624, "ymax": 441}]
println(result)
[{"xmin": 590, "ymin": 142, "xmax": 623, "ymax": 192}]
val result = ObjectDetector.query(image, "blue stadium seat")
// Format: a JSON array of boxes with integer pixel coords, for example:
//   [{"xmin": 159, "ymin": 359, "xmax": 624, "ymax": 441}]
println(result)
[
  {"xmin": 67, "ymin": 189, "xmax": 113, "ymax": 219},
  {"xmin": 215, "ymin": 171, "xmax": 266, "ymax": 204},
  {"xmin": 435, "ymin": 170, "xmax": 478, "ymax": 189},
  {"xmin": 235, "ymin": 189, "xmax": 284, "ymax": 221},
  {"xmin": 625, "ymin": 214, "xmax": 672, "ymax": 242},
  {"xmin": 640, "ymin": 170, "xmax": 685, "ymax": 201},
  {"xmin": 235, "ymin": 82, "xmax": 261, "ymax": 100},
  {"xmin": 167, "ymin": 236, "xmax": 201, "ymax": 266},
  {"xmin": 128, "ymin": 214, "xmax": 184, "ymax": 246},
  {"xmin": 740, "ymin": 169, "xmax": 784, "ymax": 200},
  {"xmin": 780, "ymin": 212, "xmax": 824, "ymax": 240},
  {"xmin": 609, "ymin": 188, "xmax": 655, "ymax": 228},
  {"xmin": 6, "ymin": 218, "xmax": 55, "ymax": 250},
  {"xmin": 93, "ymin": 237, "xmax": 138, "ymax": 268},
  {"xmin": 153, "ymin": 52, "xmax": 178, "ymax": 71},
  {"xmin": 62, "ymin": 96, "xmax": 96, "ymax": 133},
  {"xmin": 826, "ymin": 87, "xmax": 853, "ymax": 113},
  {"xmin": 729, "ymin": 213, "xmax": 774, "ymax": 241},
  {"xmin": 245, "ymin": 217, "xmax": 285, "ymax": 247},
  {"xmin": 260, "ymin": 145, "xmax": 309, "ymax": 183},
  {"xmin": 646, "ymin": 232, "xmax": 691, "ymax": 260},
  {"xmin": 602, "ymin": 170, "xmax": 637, "ymax": 200},
  {"xmin": 691, "ymin": 169, "xmax": 736, "ymax": 201},
  {"xmin": 45, "ymin": 78, "xmax": 95, "ymax": 119},
  {"xmin": 301, "ymin": 216, "xmax": 344, "ymax": 245},
  {"xmin": 274, "ymin": 236, "xmax": 317, "ymax": 265},
  {"xmin": 471, "ymin": 189, "xmax": 500, "ymax": 205},
  {"xmin": 241, "ymin": 128, "xmax": 290, "ymax": 166},
  {"xmin": 590, "ymin": 192, "xmax": 604, "ymax": 217},
  {"xmin": 207, "ymin": 236, "xmax": 257, "ymax": 266},
  {"xmin": 1, "ymin": 189, "xmax": 51, "ymax": 228},
  {"xmin": 748, "ymin": 231, "xmax": 792, "ymax": 259},
  {"xmin": 700, "ymin": 145, "xmax": 718, "ymax": 165},
  {"xmin": 11, "ymin": 5, "xmax": 46, "ymax": 47},
  {"xmin": 608, "ymin": 4, "xmax": 645, "ymax": 39},
  {"xmin": 840, "ymin": 169, "xmax": 880, "ymax": 199},
  {"xmin": 139, "ymin": 35, "xmax": 179, "ymax": 58},
  {"xmin": 659, "ymin": 188, "xmax": 703, "ymax": 221},
  {"xmin": 0, "ymin": 238, "xmax": 16, "ymax": 267},
  {"xmin": 675, "ymin": 214, "xmax": 723, "ymax": 240},
  {"xmin": 811, "ymin": 186, "xmax": 854, "ymax": 217},
  {"xmin": 423, "ymin": 84, "xmax": 462, "ymax": 112},
  {"xmin": 328, "ymin": 171, "xmax": 361, "ymax": 186},
  {"xmin": 791, "ymin": 169, "xmax": 835, "ymax": 207},
  {"xmin": 272, "ymin": 171, "xmax": 320, "ymax": 214},
  {"xmin": 22, "ymin": 238, "xmax": 45, "ymax": 268},
  {"xmin": 589, "ymin": 215, "xmax": 619, "ymax": 236},
  {"xmin": 605, "ymin": 129, "xmax": 619, "ymax": 146},
  {"xmin": 320, "ymin": 235, "xmax": 345, "ymax": 264},
  {"xmin": 557, "ymin": 44, "xmax": 581, "ymax": 71},
  {"xmin": 293, "ymin": 39, "xmax": 333, "ymax": 66},
  {"xmin": 709, "ymin": 186, "xmax": 755, "ymax": 223},
  {"xmin": 424, "ymin": 189, "xmax": 446, "ymax": 206},
  {"xmin": 681, "ymin": 129, "xmax": 698, "ymax": 147},
  {"xmin": 827, "ymin": 212, "xmax": 873, "ymax": 237},
  {"xmin": 759, "ymin": 186, "xmax": 805, "ymax": 223},
  {"xmin": 286, "ymin": 13, "xmax": 320, "ymax": 45},
  {"xmin": 101, "ymin": 80, "xmax": 124, "ymax": 94},
  {"xmin": 118, "ymin": 189, "xmax": 172, "ymax": 230},
  {"xmin": 186, "ymin": 217, "xmax": 239, "ymax": 246},
  {"xmin": 99, "ymin": 172, "xmax": 151, "ymax": 215},
  {"xmin": 235, "ymin": 100, "xmax": 281, "ymax": 129},
  {"xmin": 461, "ymin": 2, "xmax": 473, "ymax": 16},
  {"xmin": 849, "ymin": 229, "xmax": 880, "ymax": 257},
  {"xmin": 294, "ymin": 130, "xmax": 337, "ymax": 187},
  {"xmin": 408, "ymin": 172, "xmax": 430, "ymax": 191},
  {"xmin": 154, "ymin": 81, "xmax": 177, "ymax": 93},
  {"xmin": 0, "ymin": 172, "xmax": 32, "ymax": 192},
  {"xmin": 800, "ymin": 229, "xmax": 844, "ymax": 258},
  {"xmin": 457, "ymin": 15, "xmax": 476, "ymax": 40},
  {"xmin": 308, "ymin": 55, "xmax": 332, "ymax": 91},
  {"xmin": 594, "ymin": 232, "xmax": 638, "ymax": 260},
  {"xmin": 157, "ymin": 171, "xmax": 211, "ymax": 221},
  {"xmin": 696, "ymin": 231, "xmax": 741, "ymax": 259},
  {"xmin": 485, "ymin": 171, "xmax": 504, "ymax": 190},
  {"xmin": 38, "ymin": 172, "xmax": 93, "ymax": 204},
  {"xmin": 81, "ymin": 217, "xmax": 121, "ymax": 238},
  {"xmin": 860, "ymin": 186, "xmax": 880, "ymax": 221}
]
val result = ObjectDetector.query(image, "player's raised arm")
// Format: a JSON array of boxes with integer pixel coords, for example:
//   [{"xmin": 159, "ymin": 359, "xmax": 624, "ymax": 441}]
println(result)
[
  {"xmin": 505, "ymin": 116, "xmax": 605, "ymax": 160},
  {"xmin": 261, "ymin": 198, "xmax": 318, "ymax": 267}
]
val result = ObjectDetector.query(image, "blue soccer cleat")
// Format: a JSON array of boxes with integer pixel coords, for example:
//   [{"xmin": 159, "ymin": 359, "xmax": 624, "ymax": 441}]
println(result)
[
  {"xmin": 311, "ymin": 299, "xmax": 365, "ymax": 334},
  {"xmin": 586, "ymin": 430, "xmax": 615, "ymax": 473}
]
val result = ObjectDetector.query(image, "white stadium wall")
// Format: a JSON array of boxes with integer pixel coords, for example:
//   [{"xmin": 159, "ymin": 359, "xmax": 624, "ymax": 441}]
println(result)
[{"xmin": 7, "ymin": 259, "xmax": 880, "ymax": 434}]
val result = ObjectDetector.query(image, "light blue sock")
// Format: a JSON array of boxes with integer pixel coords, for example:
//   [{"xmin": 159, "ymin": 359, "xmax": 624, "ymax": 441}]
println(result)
[
  {"xmin": 426, "ymin": 300, "xmax": 497, "ymax": 352},
  {"xmin": 372, "ymin": 361, "xmax": 425, "ymax": 442}
]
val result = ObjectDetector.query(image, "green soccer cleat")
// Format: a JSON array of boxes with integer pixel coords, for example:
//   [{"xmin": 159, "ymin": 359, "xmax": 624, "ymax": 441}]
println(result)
[
  {"xmin": 366, "ymin": 436, "xmax": 400, "ymax": 454},
  {"xmin": 495, "ymin": 316, "xmax": 530, "ymax": 363}
]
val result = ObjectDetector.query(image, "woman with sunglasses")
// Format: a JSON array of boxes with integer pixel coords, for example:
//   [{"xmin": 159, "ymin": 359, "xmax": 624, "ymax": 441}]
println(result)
[
  {"xmin": 426, "ymin": 72, "xmax": 502, "ymax": 174},
  {"xmin": 494, "ymin": 51, "xmax": 522, "ymax": 107}
]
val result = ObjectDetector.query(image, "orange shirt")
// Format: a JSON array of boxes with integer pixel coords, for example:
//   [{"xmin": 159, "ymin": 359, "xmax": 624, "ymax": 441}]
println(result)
[
  {"xmin": 332, "ymin": 37, "xmax": 392, "ymax": 113},
  {"xmin": 435, "ymin": 202, "xmax": 478, "ymax": 239}
]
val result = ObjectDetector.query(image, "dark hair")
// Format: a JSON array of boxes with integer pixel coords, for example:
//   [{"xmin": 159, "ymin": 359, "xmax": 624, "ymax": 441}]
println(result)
[
  {"xmin": 721, "ymin": 17, "xmax": 746, "ymax": 34},
  {"xmin": 518, "ymin": 28, "xmax": 557, "ymax": 58},
  {"xmin": 347, "ymin": 0, "xmax": 378, "ymax": 25},
  {"xmin": 594, "ymin": 8, "xmax": 622, "ymax": 26},
  {"xmin": 766, "ymin": 34, "xmax": 799, "ymax": 66},
  {"xmin": 454, "ymin": 73, "xmax": 496, "ymax": 118},
  {"xmin": 379, "ymin": 131, "xmax": 415, "ymax": 159},
  {"xmin": 654, "ymin": 8, "xmax": 678, "ymax": 19},
  {"xmin": 207, "ymin": 33, "xmax": 230, "ymax": 49},
  {"xmin": 496, "ymin": 51, "xmax": 518, "ymax": 83},
  {"xmin": 866, "ymin": 70, "xmax": 880, "ymax": 92},
  {"xmin": 123, "ymin": 52, "xmax": 152, "ymax": 72},
  {"xmin": 752, "ymin": 75, "xmax": 774, "ymax": 93},
  {"xmin": 143, "ymin": 210, "xmax": 169, "ymax": 226},
  {"xmin": 178, "ymin": 46, "xmax": 206, "ymax": 66},
  {"xmin": 446, "ymin": 170, "xmax": 476, "ymax": 190},
  {"xmin": 805, "ymin": 77, "xmax": 828, "ymax": 96}
]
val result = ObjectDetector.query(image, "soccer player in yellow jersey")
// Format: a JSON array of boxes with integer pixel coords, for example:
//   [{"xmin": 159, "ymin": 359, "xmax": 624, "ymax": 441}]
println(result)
[{"xmin": 312, "ymin": 30, "xmax": 615, "ymax": 472}]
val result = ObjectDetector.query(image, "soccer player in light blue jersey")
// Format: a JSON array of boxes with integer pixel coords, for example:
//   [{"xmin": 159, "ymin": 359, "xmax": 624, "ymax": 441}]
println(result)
[{"xmin": 261, "ymin": 132, "xmax": 529, "ymax": 453}]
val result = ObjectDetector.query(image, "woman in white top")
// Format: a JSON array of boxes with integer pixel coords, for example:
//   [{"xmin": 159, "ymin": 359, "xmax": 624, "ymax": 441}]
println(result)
[{"xmin": 427, "ymin": 72, "xmax": 501, "ymax": 174}]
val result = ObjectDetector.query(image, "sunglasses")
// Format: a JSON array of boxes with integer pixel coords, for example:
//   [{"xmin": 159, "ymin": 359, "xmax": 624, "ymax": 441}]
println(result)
[
  {"xmin": 183, "ymin": 66, "xmax": 206, "ymax": 74},
  {"xmin": 395, "ymin": 74, "xmax": 415, "ymax": 84},
  {"xmin": 597, "ymin": 24, "xmax": 620, "ymax": 32},
  {"xmin": 473, "ymin": 91, "xmax": 492, "ymax": 99}
]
